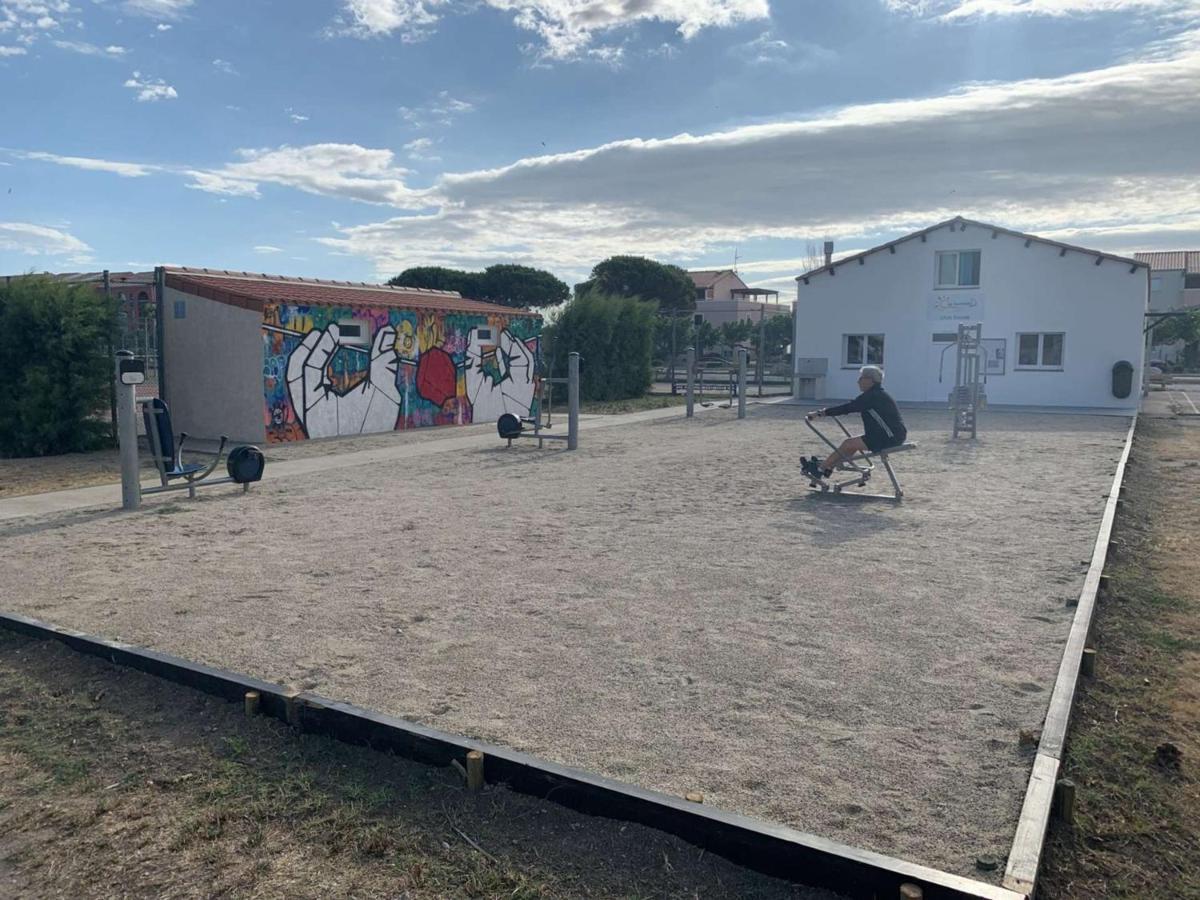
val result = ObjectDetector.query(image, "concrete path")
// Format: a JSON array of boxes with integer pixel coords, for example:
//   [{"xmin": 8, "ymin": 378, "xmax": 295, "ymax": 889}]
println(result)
[{"xmin": 0, "ymin": 403, "xmax": 740, "ymax": 523}]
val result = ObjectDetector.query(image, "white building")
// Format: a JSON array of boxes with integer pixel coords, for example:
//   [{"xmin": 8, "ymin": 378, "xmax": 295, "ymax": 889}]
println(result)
[{"xmin": 791, "ymin": 217, "xmax": 1149, "ymax": 409}]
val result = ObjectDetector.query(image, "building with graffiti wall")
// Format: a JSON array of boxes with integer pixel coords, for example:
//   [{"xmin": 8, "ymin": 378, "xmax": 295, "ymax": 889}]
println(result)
[{"xmin": 160, "ymin": 268, "xmax": 542, "ymax": 443}]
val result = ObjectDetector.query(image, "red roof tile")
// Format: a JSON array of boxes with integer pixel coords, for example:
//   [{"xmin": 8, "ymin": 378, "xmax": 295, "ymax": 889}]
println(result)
[{"xmin": 163, "ymin": 267, "xmax": 540, "ymax": 317}]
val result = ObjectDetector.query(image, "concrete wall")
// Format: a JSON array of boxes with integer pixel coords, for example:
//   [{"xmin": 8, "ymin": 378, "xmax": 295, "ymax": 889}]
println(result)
[
  {"xmin": 792, "ymin": 221, "xmax": 1148, "ymax": 409},
  {"xmin": 695, "ymin": 298, "xmax": 790, "ymax": 326},
  {"xmin": 162, "ymin": 288, "xmax": 266, "ymax": 443},
  {"xmin": 1149, "ymin": 269, "xmax": 1186, "ymax": 312}
]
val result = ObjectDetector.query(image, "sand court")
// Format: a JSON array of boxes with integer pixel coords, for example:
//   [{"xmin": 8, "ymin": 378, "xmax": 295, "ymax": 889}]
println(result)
[{"xmin": 0, "ymin": 404, "xmax": 1130, "ymax": 881}]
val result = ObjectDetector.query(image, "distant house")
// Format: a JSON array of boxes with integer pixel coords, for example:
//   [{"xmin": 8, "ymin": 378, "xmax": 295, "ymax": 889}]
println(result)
[
  {"xmin": 687, "ymin": 269, "xmax": 786, "ymax": 326},
  {"xmin": 792, "ymin": 216, "xmax": 1148, "ymax": 409},
  {"xmin": 1136, "ymin": 251, "xmax": 1200, "ymax": 365},
  {"xmin": 1135, "ymin": 251, "xmax": 1200, "ymax": 312}
]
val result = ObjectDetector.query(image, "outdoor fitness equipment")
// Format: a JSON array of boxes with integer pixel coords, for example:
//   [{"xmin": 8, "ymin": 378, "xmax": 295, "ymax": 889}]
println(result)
[
  {"xmin": 682, "ymin": 346, "xmax": 751, "ymax": 419},
  {"xmin": 497, "ymin": 351, "xmax": 580, "ymax": 450},
  {"xmin": 116, "ymin": 350, "xmax": 265, "ymax": 510},
  {"xmin": 803, "ymin": 413, "xmax": 917, "ymax": 500},
  {"xmin": 951, "ymin": 322, "xmax": 985, "ymax": 439}
]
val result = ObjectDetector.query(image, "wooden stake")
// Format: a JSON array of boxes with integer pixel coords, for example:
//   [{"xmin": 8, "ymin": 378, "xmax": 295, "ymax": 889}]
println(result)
[
  {"xmin": 284, "ymin": 691, "xmax": 302, "ymax": 728},
  {"xmin": 244, "ymin": 690, "xmax": 260, "ymax": 716},
  {"xmin": 1081, "ymin": 648, "xmax": 1097, "ymax": 677},
  {"xmin": 900, "ymin": 884, "xmax": 924, "ymax": 900},
  {"xmin": 685, "ymin": 792, "xmax": 704, "ymax": 803},
  {"xmin": 1099, "ymin": 574, "xmax": 1110, "ymax": 596},
  {"xmin": 1054, "ymin": 778, "xmax": 1076, "ymax": 824},
  {"xmin": 466, "ymin": 750, "xmax": 485, "ymax": 791}
]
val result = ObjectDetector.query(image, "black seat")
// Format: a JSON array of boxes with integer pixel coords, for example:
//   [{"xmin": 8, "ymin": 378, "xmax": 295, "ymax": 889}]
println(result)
[{"xmin": 141, "ymin": 398, "xmax": 224, "ymax": 485}]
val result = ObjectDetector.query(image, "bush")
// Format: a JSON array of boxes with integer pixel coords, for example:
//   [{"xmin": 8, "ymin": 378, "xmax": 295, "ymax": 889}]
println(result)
[
  {"xmin": 543, "ymin": 292, "xmax": 656, "ymax": 401},
  {"xmin": 0, "ymin": 276, "xmax": 118, "ymax": 457}
]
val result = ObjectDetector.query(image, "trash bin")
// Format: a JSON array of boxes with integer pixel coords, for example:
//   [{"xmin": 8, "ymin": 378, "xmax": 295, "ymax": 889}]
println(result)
[
  {"xmin": 227, "ymin": 445, "xmax": 265, "ymax": 483},
  {"xmin": 1111, "ymin": 360, "xmax": 1134, "ymax": 399}
]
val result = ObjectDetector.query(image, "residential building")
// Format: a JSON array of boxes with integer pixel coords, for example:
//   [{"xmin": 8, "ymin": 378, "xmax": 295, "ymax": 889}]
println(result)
[{"xmin": 688, "ymin": 269, "xmax": 786, "ymax": 325}]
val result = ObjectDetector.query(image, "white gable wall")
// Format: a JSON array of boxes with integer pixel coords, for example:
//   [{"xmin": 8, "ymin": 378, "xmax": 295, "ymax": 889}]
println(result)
[{"xmin": 793, "ymin": 221, "xmax": 1148, "ymax": 409}]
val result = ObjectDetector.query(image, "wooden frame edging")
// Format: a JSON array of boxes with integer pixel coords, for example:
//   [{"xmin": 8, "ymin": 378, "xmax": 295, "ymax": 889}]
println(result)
[
  {"xmin": 0, "ymin": 609, "xmax": 1022, "ymax": 900},
  {"xmin": 1002, "ymin": 414, "xmax": 1138, "ymax": 895}
]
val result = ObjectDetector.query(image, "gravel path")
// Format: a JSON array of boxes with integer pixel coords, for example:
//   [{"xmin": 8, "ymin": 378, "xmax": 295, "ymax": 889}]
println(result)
[{"xmin": 0, "ymin": 405, "xmax": 1128, "ymax": 880}]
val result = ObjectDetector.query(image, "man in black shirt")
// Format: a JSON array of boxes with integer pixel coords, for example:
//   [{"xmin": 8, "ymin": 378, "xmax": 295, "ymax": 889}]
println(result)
[{"xmin": 802, "ymin": 366, "xmax": 906, "ymax": 479}]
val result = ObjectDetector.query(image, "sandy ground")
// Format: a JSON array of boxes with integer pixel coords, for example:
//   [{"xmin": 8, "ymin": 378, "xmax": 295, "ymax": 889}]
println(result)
[{"xmin": 0, "ymin": 405, "xmax": 1128, "ymax": 880}]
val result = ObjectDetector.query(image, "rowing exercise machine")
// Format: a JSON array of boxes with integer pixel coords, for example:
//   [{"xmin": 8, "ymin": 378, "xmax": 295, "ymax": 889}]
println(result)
[{"xmin": 803, "ymin": 414, "xmax": 917, "ymax": 500}]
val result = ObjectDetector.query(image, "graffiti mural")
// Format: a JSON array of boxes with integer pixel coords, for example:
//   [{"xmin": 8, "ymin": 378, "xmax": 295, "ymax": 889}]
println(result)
[{"xmin": 262, "ymin": 302, "xmax": 541, "ymax": 442}]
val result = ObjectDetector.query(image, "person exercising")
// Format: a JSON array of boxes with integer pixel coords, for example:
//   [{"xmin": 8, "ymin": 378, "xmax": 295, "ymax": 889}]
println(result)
[{"xmin": 802, "ymin": 365, "xmax": 906, "ymax": 480}]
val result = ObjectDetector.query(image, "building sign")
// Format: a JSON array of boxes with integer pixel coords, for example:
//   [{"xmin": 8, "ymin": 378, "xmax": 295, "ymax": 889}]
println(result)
[
  {"xmin": 928, "ymin": 293, "xmax": 984, "ymax": 321},
  {"xmin": 981, "ymin": 338, "xmax": 1006, "ymax": 375}
]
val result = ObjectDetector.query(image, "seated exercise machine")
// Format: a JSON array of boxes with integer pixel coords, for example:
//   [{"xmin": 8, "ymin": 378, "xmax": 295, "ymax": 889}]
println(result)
[
  {"xmin": 497, "ymin": 351, "xmax": 580, "ymax": 451},
  {"xmin": 803, "ymin": 414, "xmax": 917, "ymax": 501},
  {"xmin": 115, "ymin": 351, "xmax": 264, "ymax": 510},
  {"xmin": 141, "ymin": 398, "xmax": 263, "ymax": 498}
]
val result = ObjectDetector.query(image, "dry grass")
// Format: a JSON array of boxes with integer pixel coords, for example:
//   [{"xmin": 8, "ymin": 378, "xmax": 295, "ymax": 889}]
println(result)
[
  {"xmin": 1038, "ymin": 416, "xmax": 1200, "ymax": 898},
  {"xmin": 0, "ymin": 631, "xmax": 833, "ymax": 900}
]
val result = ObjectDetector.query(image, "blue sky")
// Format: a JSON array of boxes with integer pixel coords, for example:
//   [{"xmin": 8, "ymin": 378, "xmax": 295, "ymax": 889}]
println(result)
[{"xmin": 1, "ymin": 0, "xmax": 1198, "ymax": 297}]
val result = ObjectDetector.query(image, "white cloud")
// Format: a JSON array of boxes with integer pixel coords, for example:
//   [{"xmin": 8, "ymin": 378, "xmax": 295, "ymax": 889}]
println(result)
[
  {"xmin": 53, "ymin": 40, "xmax": 128, "ymax": 57},
  {"xmin": 288, "ymin": 111, "xmax": 310, "ymax": 123},
  {"xmin": 398, "ymin": 91, "xmax": 474, "ymax": 127},
  {"xmin": 403, "ymin": 136, "xmax": 440, "ymax": 160},
  {"xmin": 482, "ymin": 0, "xmax": 770, "ymax": 58},
  {"xmin": 0, "ymin": 45, "xmax": 26, "ymax": 55},
  {"xmin": 334, "ymin": 0, "xmax": 447, "ymax": 39},
  {"xmin": 124, "ymin": 70, "xmax": 177, "ymax": 101},
  {"xmin": 212, "ymin": 57, "xmax": 237, "ymax": 74},
  {"xmin": 123, "ymin": 0, "xmax": 192, "ymax": 19},
  {"xmin": 1, "ymin": 0, "xmax": 70, "ymax": 38},
  {"xmin": 156, "ymin": 22, "xmax": 171, "ymax": 30},
  {"xmin": 0, "ymin": 222, "xmax": 93, "ymax": 264},
  {"xmin": 185, "ymin": 144, "xmax": 430, "ymax": 208},
  {"xmin": 20, "ymin": 150, "xmax": 156, "ymax": 177},
  {"xmin": 883, "ymin": 0, "xmax": 1199, "ymax": 19},
  {"xmin": 734, "ymin": 32, "xmax": 838, "ymax": 69},
  {"xmin": 316, "ymin": 31, "xmax": 1200, "ymax": 276},
  {"xmin": 334, "ymin": 0, "xmax": 769, "ymax": 57},
  {"xmin": 254, "ymin": 245, "xmax": 284, "ymax": 253}
]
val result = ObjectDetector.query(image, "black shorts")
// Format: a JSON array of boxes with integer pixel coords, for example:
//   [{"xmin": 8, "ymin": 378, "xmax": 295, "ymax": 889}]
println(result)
[{"xmin": 864, "ymin": 433, "xmax": 906, "ymax": 454}]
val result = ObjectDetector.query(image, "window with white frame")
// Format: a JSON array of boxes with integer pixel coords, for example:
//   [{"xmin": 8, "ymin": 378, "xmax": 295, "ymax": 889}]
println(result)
[
  {"xmin": 1016, "ymin": 332, "xmax": 1064, "ymax": 370},
  {"xmin": 843, "ymin": 333, "xmax": 884, "ymax": 367},
  {"xmin": 935, "ymin": 250, "xmax": 981, "ymax": 288}
]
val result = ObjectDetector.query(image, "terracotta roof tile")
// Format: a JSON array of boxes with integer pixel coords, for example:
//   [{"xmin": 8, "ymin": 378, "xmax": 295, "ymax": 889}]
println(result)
[
  {"xmin": 163, "ymin": 267, "xmax": 539, "ymax": 317},
  {"xmin": 1134, "ymin": 251, "xmax": 1200, "ymax": 273}
]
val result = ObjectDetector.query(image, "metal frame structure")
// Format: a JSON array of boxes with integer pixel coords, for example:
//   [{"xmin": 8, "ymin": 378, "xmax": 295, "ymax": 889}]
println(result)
[
  {"xmin": 499, "ymin": 351, "xmax": 580, "ymax": 451},
  {"xmin": 803, "ymin": 414, "xmax": 916, "ymax": 500},
  {"xmin": 952, "ymin": 323, "xmax": 985, "ymax": 439}
]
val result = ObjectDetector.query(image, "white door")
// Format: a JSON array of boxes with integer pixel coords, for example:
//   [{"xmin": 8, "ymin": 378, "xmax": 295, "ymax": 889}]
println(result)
[{"xmin": 926, "ymin": 332, "xmax": 959, "ymax": 402}]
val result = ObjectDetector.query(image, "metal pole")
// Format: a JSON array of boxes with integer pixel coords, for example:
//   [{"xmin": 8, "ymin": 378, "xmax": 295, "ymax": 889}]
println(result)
[
  {"xmin": 737, "ymin": 348, "xmax": 747, "ymax": 419},
  {"xmin": 104, "ymin": 270, "xmax": 117, "ymax": 442},
  {"xmin": 757, "ymin": 308, "xmax": 765, "ymax": 398},
  {"xmin": 685, "ymin": 346, "xmax": 696, "ymax": 418},
  {"xmin": 669, "ymin": 315, "xmax": 677, "ymax": 389},
  {"xmin": 567, "ymin": 351, "xmax": 580, "ymax": 451},
  {"xmin": 154, "ymin": 266, "xmax": 167, "ymax": 403},
  {"xmin": 115, "ymin": 351, "xmax": 141, "ymax": 510}
]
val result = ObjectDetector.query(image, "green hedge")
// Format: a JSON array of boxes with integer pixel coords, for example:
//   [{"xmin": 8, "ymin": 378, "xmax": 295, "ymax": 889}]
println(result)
[
  {"xmin": 544, "ymin": 292, "xmax": 656, "ymax": 401},
  {"xmin": 0, "ymin": 276, "xmax": 118, "ymax": 457}
]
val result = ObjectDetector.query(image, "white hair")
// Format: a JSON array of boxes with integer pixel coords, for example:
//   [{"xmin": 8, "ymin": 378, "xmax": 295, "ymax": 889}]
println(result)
[{"xmin": 859, "ymin": 365, "xmax": 884, "ymax": 385}]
